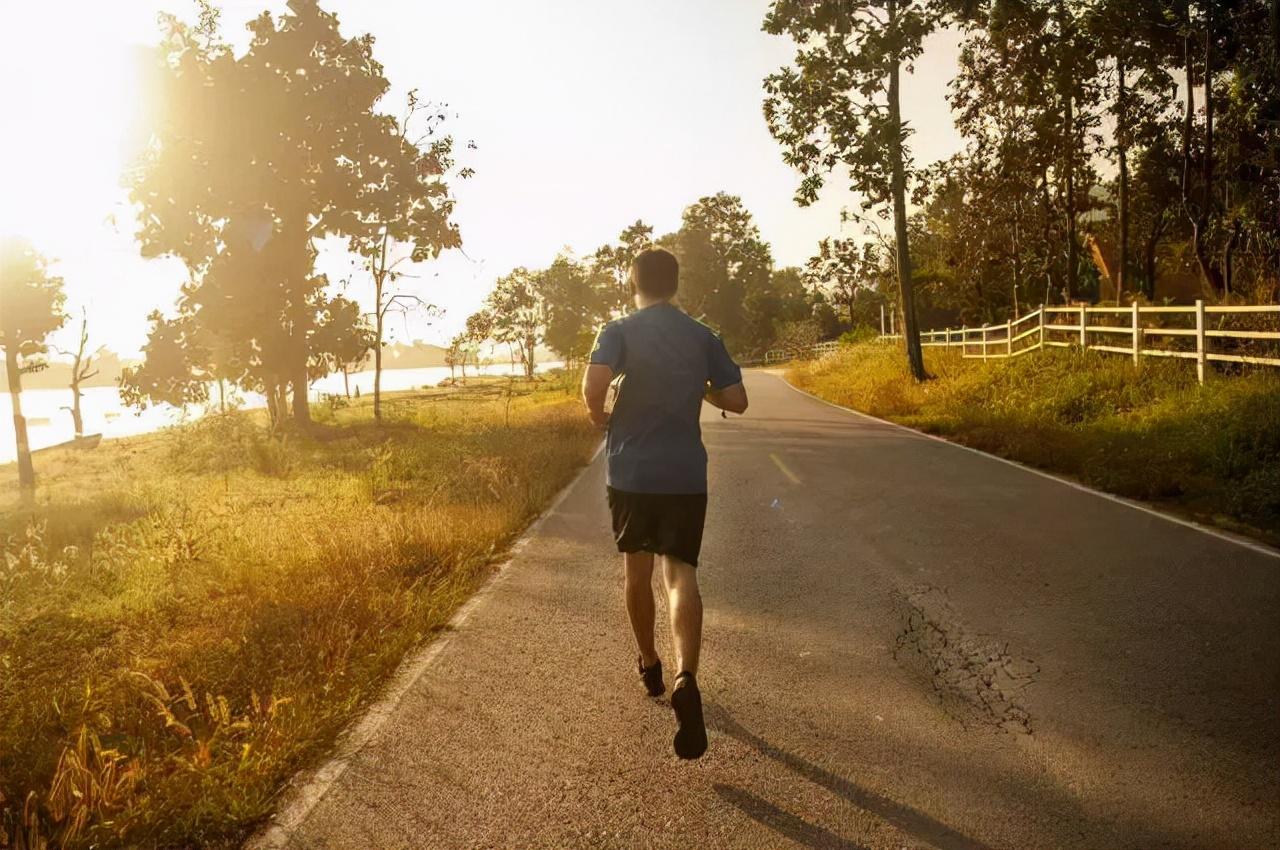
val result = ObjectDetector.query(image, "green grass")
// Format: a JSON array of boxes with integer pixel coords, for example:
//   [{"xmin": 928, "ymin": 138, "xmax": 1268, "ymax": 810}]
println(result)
[
  {"xmin": 0, "ymin": 376, "xmax": 599, "ymax": 849},
  {"xmin": 788, "ymin": 344, "xmax": 1280, "ymax": 540}
]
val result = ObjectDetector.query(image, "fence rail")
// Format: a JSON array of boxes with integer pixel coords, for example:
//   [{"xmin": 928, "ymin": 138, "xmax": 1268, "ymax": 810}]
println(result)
[
  {"xmin": 906, "ymin": 300, "xmax": 1280, "ymax": 383},
  {"xmin": 763, "ymin": 340, "xmax": 839, "ymax": 365}
]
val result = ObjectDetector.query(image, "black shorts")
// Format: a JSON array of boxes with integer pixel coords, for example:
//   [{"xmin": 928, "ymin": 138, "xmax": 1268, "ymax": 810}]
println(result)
[{"xmin": 607, "ymin": 487, "xmax": 708, "ymax": 567}]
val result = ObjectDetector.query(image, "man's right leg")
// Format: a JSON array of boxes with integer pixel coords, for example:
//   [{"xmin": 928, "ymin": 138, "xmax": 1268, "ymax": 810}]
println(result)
[
  {"xmin": 623, "ymin": 551, "xmax": 658, "ymax": 667},
  {"xmin": 661, "ymin": 556, "xmax": 702, "ymax": 676}
]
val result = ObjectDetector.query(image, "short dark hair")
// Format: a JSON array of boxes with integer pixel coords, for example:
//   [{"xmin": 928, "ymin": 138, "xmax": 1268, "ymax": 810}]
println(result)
[{"xmin": 631, "ymin": 248, "xmax": 679, "ymax": 299}]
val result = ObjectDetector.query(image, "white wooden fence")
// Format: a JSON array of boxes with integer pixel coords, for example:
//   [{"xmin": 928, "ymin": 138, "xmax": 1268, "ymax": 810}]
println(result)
[
  {"xmin": 895, "ymin": 300, "xmax": 1280, "ymax": 384},
  {"xmin": 764, "ymin": 340, "xmax": 840, "ymax": 365}
]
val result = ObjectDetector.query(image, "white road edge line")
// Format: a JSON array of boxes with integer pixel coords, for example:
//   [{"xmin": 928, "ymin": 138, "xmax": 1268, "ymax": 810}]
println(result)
[
  {"xmin": 246, "ymin": 442, "xmax": 605, "ymax": 850},
  {"xmin": 773, "ymin": 372, "xmax": 1280, "ymax": 561}
]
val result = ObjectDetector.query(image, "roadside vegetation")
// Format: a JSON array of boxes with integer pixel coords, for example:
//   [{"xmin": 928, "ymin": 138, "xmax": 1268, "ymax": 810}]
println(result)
[
  {"xmin": 0, "ymin": 377, "xmax": 598, "ymax": 849},
  {"xmin": 789, "ymin": 345, "xmax": 1280, "ymax": 540}
]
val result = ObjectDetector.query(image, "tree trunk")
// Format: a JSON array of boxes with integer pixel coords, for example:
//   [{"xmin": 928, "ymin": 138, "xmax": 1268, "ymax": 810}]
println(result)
[
  {"xmin": 524, "ymin": 332, "xmax": 537, "ymax": 380},
  {"xmin": 70, "ymin": 384, "xmax": 84, "ymax": 439},
  {"xmin": 374, "ymin": 305, "xmax": 384, "ymax": 422},
  {"xmin": 1142, "ymin": 211, "xmax": 1169, "ymax": 300},
  {"xmin": 372, "ymin": 230, "xmax": 389, "ymax": 424},
  {"xmin": 1116, "ymin": 53, "xmax": 1130, "ymax": 304},
  {"xmin": 266, "ymin": 379, "xmax": 279, "ymax": 428},
  {"xmin": 292, "ymin": 362, "xmax": 311, "ymax": 426},
  {"xmin": 887, "ymin": 0, "xmax": 927, "ymax": 381},
  {"xmin": 1012, "ymin": 198, "xmax": 1024, "ymax": 315},
  {"xmin": 6, "ymin": 352, "xmax": 35, "ymax": 490},
  {"xmin": 1223, "ymin": 217, "xmax": 1242, "ymax": 296},
  {"xmin": 1058, "ymin": 0, "xmax": 1079, "ymax": 301},
  {"xmin": 1182, "ymin": 16, "xmax": 1225, "ymax": 297}
]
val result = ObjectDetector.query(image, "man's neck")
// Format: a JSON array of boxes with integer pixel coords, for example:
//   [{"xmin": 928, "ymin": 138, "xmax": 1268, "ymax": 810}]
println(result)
[{"xmin": 635, "ymin": 296, "xmax": 671, "ymax": 310}]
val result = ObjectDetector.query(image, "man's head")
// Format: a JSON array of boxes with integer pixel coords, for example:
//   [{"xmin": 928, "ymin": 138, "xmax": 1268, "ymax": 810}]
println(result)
[{"xmin": 631, "ymin": 247, "xmax": 679, "ymax": 304}]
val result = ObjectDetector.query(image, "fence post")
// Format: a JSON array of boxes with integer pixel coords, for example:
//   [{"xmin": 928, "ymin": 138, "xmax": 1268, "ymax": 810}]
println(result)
[
  {"xmin": 1038, "ymin": 305, "xmax": 1045, "ymax": 350},
  {"xmin": 982, "ymin": 325, "xmax": 988, "ymax": 361},
  {"xmin": 1131, "ymin": 301, "xmax": 1140, "ymax": 366},
  {"xmin": 961, "ymin": 325, "xmax": 966, "ymax": 357},
  {"xmin": 1195, "ymin": 298, "xmax": 1206, "ymax": 384},
  {"xmin": 1079, "ymin": 305, "xmax": 1088, "ymax": 349}
]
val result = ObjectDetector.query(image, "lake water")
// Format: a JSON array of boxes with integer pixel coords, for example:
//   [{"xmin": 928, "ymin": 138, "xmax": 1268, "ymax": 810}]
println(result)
[{"xmin": 0, "ymin": 361, "xmax": 561, "ymax": 464}]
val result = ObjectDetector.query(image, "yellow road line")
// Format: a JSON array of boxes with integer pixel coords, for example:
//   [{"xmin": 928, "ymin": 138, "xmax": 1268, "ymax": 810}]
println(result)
[{"xmin": 769, "ymin": 452, "xmax": 801, "ymax": 485}]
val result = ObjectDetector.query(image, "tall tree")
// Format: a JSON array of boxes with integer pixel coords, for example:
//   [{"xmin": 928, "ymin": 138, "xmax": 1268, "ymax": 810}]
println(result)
[
  {"xmin": 764, "ymin": 0, "xmax": 937, "ymax": 379},
  {"xmin": 666, "ymin": 193, "xmax": 772, "ymax": 351},
  {"xmin": 130, "ymin": 0, "xmax": 437, "ymax": 426},
  {"xmin": 0, "ymin": 238, "xmax": 66, "ymax": 491},
  {"xmin": 310, "ymin": 296, "xmax": 374, "ymax": 399},
  {"xmin": 592, "ymin": 220, "xmax": 654, "ymax": 314},
  {"xmin": 806, "ymin": 238, "xmax": 884, "ymax": 327},
  {"xmin": 540, "ymin": 255, "xmax": 610, "ymax": 362},
  {"xmin": 340, "ymin": 89, "xmax": 464, "ymax": 424},
  {"xmin": 487, "ymin": 269, "xmax": 545, "ymax": 380}
]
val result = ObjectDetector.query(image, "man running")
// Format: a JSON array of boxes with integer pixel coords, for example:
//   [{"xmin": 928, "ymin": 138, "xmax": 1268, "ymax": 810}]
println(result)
[{"xmin": 581, "ymin": 247, "xmax": 748, "ymax": 760}]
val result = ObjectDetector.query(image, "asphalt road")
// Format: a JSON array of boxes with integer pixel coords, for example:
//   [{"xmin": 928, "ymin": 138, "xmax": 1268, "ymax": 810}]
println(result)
[{"xmin": 252, "ymin": 370, "xmax": 1280, "ymax": 850}]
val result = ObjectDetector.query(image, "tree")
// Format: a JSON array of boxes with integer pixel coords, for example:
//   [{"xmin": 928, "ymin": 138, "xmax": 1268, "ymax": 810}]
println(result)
[
  {"xmin": 340, "ymin": 89, "xmax": 465, "ymax": 423},
  {"xmin": 805, "ymin": 238, "xmax": 885, "ymax": 326},
  {"xmin": 463, "ymin": 309, "xmax": 495, "ymax": 375},
  {"xmin": 1127, "ymin": 117, "xmax": 1186, "ymax": 300},
  {"xmin": 487, "ymin": 269, "xmax": 545, "ymax": 380},
  {"xmin": 591, "ymin": 220, "xmax": 654, "ymax": 314},
  {"xmin": 130, "ymin": 0, "xmax": 440, "ymax": 427},
  {"xmin": 742, "ymin": 266, "xmax": 811, "ymax": 353},
  {"xmin": 541, "ymin": 254, "xmax": 610, "ymax": 362},
  {"xmin": 445, "ymin": 333, "xmax": 467, "ymax": 382},
  {"xmin": 0, "ymin": 237, "xmax": 66, "ymax": 491},
  {"xmin": 310, "ymin": 296, "xmax": 374, "ymax": 399},
  {"xmin": 666, "ymin": 193, "xmax": 772, "ymax": 351},
  {"xmin": 119, "ymin": 312, "xmax": 213, "ymax": 412},
  {"xmin": 764, "ymin": 0, "xmax": 937, "ymax": 380},
  {"xmin": 56, "ymin": 310, "xmax": 102, "ymax": 439}
]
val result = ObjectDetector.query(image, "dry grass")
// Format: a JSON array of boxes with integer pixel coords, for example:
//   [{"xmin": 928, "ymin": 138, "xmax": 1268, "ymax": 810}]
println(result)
[
  {"xmin": 0, "ymin": 375, "xmax": 599, "ymax": 849},
  {"xmin": 788, "ymin": 344, "xmax": 1280, "ymax": 541}
]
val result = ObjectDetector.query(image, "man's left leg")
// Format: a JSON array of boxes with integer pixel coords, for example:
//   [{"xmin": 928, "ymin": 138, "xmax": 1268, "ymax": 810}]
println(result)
[{"xmin": 624, "ymin": 551, "xmax": 658, "ymax": 667}]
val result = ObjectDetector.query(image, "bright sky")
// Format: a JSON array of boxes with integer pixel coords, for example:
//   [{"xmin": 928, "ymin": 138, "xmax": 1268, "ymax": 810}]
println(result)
[{"xmin": 0, "ymin": 1, "xmax": 963, "ymax": 358}]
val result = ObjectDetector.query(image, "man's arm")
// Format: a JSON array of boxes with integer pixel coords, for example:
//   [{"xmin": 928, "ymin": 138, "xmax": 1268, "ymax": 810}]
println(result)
[
  {"xmin": 705, "ymin": 381, "xmax": 748, "ymax": 414},
  {"xmin": 582, "ymin": 364, "xmax": 613, "ymax": 428}
]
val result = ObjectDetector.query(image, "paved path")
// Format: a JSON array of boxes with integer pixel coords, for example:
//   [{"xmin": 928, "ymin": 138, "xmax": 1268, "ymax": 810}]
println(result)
[{"xmin": 253, "ymin": 371, "xmax": 1279, "ymax": 850}]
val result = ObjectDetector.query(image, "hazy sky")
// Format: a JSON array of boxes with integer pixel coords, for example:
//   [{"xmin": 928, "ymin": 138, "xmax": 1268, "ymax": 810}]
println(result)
[{"xmin": 0, "ymin": 1, "xmax": 963, "ymax": 357}]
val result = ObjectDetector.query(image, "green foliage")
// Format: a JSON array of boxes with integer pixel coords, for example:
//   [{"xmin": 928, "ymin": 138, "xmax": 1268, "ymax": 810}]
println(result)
[
  {"xmin": 791, "ymin": 344, "xmax": 1280, "ymax": 535},
  {"xmin": 128, "ymin": 1, "xmax": 459, "ymax": 425},
  {"xmin": 764, "ymin": 0, "xmax": 936, "ymax": 379},
  {"xmin": 486, "ymin": 268, "xmax": 546, "ymax": 379},
  {"xmin": 0, "ymin": 238, "xmax": 66, "ymax": 368},
  {"xmin": 540, "ymin": 255, "xmax": 610, "ymax": 362}
]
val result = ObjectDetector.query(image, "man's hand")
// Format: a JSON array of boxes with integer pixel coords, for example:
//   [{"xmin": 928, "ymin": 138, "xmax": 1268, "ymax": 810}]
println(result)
[
  {"xmin": 705, "ymin": 381, "xmax": 748, "ymax": 415},
  {"xmin": 582, "ymin": 364, "xmax": 614, "ymax": 430}
]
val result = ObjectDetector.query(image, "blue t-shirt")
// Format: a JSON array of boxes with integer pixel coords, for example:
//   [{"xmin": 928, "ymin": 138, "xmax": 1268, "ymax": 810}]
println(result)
[{"xmin": 589, "ymin": 302, "xmax": 743, "ymax": 494}]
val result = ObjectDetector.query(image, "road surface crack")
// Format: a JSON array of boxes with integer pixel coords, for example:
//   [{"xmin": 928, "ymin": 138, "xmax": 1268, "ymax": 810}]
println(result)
[{"xmin": 892, "ymin": 585, "xmax": 1038, "ymax": 735}]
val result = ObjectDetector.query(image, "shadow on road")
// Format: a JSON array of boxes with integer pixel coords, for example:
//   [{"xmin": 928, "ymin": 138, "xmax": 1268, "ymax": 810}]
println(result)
[
  {"xmin": 712, "ymin": 784, "xmax": 869, "ymax": 850},
  {"xmin": 706, "ymin": 702, "xmax": 995, "ymax": 850}
]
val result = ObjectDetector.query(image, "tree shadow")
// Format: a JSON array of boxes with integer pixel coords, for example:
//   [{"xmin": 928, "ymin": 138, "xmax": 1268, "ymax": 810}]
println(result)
[
  {"xmin": 713, "ymin": 784, "xmax": 869, "ymax": 850},
  {"xmin": 705, "ymin": 702, "xmax": 995, "ymax": 850}
]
